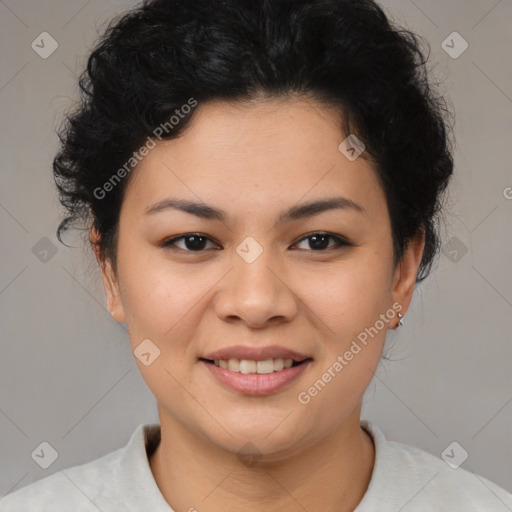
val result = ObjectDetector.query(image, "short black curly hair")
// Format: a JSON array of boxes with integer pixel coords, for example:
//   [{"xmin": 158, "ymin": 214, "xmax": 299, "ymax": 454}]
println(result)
[{"xmin": 54, "ymin": 0, "xmax": 454, "ymax": 282}]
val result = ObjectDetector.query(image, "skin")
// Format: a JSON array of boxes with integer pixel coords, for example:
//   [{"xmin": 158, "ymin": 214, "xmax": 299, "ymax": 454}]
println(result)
[{"xmin": 91, "ymin": 96, "xmax": 424, "ymax": 512}]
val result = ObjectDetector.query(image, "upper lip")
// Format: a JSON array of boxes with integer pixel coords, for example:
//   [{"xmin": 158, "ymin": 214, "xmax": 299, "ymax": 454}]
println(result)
[{"xmin": 202, "ymin": 345, "xmax": 311, "ymax": 362}]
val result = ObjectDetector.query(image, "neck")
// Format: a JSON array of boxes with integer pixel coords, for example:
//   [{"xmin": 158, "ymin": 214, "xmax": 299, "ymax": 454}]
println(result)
[{"xmin": 149, "ymin": 406, "xmax": 374, "ymax": 512}]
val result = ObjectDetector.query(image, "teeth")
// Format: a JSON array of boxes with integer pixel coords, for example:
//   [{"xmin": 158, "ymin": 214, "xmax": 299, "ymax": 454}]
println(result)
[
  {"xmin": 212, "ymin": 357, "xmax": 299, "ymax": 374},
  {"xmin": 239, "ymin": 360, "xmax": 257, "ymax": 374},
  {"xmin": 228, "ymin": 359, "xmax": 240, "ymax": 372},
  {"xmin": 274, "ymin": 358, "xmax": 284, "ymax": 371},
  {"xmin": 256, "ymin": 359, "xmax": 274, "ymax": 374}
]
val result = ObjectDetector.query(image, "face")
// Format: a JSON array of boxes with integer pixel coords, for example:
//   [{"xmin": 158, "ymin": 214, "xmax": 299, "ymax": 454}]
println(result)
[{"xmin": 93, "ymin": 96, "xmax": 423, "ymax": 459}]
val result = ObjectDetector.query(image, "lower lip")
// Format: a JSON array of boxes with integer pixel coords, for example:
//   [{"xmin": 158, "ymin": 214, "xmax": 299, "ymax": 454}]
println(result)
[{"xmin": 201, "ymin": 360, "xmax": 312, "ymax": 396}]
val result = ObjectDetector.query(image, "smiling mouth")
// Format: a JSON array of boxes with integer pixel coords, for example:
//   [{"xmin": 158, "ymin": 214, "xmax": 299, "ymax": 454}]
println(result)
[{"xmin": 199, "ymin": 357, "xmax": 312, "ymax": 375}]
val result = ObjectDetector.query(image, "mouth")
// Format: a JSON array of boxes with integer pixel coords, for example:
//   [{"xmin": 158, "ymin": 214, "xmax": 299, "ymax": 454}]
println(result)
[
  {"xmin": 199, "ymin": 357, "xmax": 312, "ymax": 374},
  {"xmin": 199, "ymin": 345, "xmax": 314, "ymax": 395},
  {"xmin": 199, "ymin": 355, "xmax": 313, "ymax": 396}
]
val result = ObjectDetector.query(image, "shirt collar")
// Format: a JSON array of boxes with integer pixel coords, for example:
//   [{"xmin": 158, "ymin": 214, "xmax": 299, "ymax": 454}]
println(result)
[
  {"xmin": 119, "ymin": 420, "xmax": 385, "ymax": 511},
  {"xmin": 117, "ymin": 422, "xmax": 172, "ymax": 511}
]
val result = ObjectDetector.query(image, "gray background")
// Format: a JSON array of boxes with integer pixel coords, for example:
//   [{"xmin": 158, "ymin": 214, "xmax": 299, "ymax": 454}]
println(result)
[{"xmin": 1, "ymin": 0, "xmax": 511, "ymax": 499}]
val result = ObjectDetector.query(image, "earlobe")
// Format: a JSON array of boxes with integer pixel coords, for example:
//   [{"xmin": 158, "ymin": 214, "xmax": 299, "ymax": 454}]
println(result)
[
  {"xmin": 90, "ymin": 227, "xmax": 126, "ymax": 323},
  {"xmin": 101, "ymin": 259, "xmax": 126, "ymax": 323},
  {"xmin": 391, "ymin": 229, "xmax": 425, "ymax": 323}
]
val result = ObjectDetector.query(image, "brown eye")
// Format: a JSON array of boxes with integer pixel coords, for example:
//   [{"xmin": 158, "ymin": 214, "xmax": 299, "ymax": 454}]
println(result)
[
  {"xmin": 294, "ymin": 232, "xmax": 352, "ymax": 251},
  {"xmin": 162, "ymin": 233, "xmax": 218, "ymax": 252}
]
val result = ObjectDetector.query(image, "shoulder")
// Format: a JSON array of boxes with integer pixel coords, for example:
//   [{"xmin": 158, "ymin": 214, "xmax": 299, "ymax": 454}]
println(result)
[
  {"xmin": 357, "ymin": 420, "xmax": 512, "ymax": 511},
  {"xmin": 0, "ymin": 423, "xmax": 161, "ymax": 511},
  {"xmin": 0, "ymin": 446, "xmax": 126, "ymax": 511}
]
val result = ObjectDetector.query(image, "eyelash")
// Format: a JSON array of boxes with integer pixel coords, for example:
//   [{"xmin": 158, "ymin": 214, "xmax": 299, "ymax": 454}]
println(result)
[{"xmin": 161, "ymin": 232, "xmax": 354, "ymax": 253}]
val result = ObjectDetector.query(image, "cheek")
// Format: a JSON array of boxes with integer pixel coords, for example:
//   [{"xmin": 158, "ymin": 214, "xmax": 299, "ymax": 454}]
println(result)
[
  {"xmin": 116, "ymin": 247, "xmax": 198, "ymax": 345},
  {"xmin": 117, "ymin": 259, "xmax": 205, "ymax": 398},
  {"xmin": 299, "ymin": 254, "xmax": 393, "ymax": 405},
  {"xmin": 298, "ymin": 268, "xmax": 392, "ymax": 424},
  {"xmin": 307, "ymin": 256, "xmax": 393, "ymax": 335}
]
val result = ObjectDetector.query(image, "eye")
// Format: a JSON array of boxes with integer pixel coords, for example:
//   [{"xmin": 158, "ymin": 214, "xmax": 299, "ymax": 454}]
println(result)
[
  {"xmin": 161, "ymin": 231, "xmax": 353, "ymax": 253},
  {"xmin": 161, "ymin": 233, "xmax": 219, "ymax": 252},
  {"xmin": 293, "ymin": 232, "xmax": 353, "ymax": 251}
]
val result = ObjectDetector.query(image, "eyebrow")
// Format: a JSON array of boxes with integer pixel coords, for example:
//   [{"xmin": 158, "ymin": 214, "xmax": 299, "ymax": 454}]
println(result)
[{"xmin": 144, "ymin": 196, "xmax": 365, "ymax": 224}]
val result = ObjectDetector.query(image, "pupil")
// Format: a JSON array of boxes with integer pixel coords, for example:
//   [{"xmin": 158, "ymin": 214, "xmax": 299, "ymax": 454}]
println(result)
[
  {"xmin": 185, "ymin": 235, "xmax": 206, "ymax": 251},
  {"xmin": 310, "ymin": 234, "xmax": 329, "ymax": 250}
]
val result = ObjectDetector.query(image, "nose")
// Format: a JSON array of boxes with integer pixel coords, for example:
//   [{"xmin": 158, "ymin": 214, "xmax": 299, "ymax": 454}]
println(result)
[{"xmin": 213, "ymin": 243, "xmax": 298, "ymax": 328}]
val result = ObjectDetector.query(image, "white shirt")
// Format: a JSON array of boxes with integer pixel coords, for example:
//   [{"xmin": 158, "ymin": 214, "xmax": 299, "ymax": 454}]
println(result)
[{"xmin": 1, "ymin": 420, "xmax": 511, "ymax": 511}]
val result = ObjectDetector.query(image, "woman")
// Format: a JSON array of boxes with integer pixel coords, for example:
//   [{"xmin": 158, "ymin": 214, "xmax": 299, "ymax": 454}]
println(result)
[{"xmin": 1, "ymin": 0, "xmax": 511, "ymax": 510}]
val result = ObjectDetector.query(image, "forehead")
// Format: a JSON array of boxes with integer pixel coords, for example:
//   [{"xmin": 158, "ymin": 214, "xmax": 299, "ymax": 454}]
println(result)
[{"xmin": 121, "ymin": 98, "xmax": 385, "ymax": 221}]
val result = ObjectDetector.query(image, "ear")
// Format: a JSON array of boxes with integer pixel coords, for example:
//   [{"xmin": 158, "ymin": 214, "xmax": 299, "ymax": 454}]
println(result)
[
  {"xmin": 90, "ymin": 226, "xmax": 126, "ymax": 323},
  {"xmin": 390, "ymin": 229, "xmax": 425, "ymax": 322}
]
